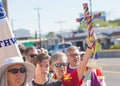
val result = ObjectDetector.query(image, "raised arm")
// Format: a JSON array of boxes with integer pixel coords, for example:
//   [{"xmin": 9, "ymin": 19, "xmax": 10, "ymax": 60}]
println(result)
[{"xmin": 77, "ymin": 37, "xmax": 93, "ymax": 80}]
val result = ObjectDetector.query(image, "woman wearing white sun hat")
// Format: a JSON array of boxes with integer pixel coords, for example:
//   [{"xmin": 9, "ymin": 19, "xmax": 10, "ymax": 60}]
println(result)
[
  {"xmin": 0, "ymin": 56, "xmax": 35, "ymax": 86},
  {"xmin": 0, "ymin": 1, "xmax": 35, "ymax": 86}
]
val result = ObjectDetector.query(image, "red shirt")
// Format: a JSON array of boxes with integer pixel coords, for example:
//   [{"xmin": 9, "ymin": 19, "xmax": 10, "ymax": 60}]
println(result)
[
  {"xmin": 67, "ymin": 65, "xmax": 76, "ymax": 74},
  {"xmin": 52, "ymin": 70, "xmax": 83, "ymax": 86}
]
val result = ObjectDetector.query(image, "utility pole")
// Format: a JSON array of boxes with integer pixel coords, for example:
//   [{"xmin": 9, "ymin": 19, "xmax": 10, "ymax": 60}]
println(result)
[{"xmin": 34, "ymin": 7, "xmax": 42, "ymax": 48}]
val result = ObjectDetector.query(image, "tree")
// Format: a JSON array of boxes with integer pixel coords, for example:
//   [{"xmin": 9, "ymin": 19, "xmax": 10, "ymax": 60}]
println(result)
[
  {"xmin": 77, "ymin": 19, "xmax": 108, "ymax": 30},
  {"xmin": 77, "ymin": 18, "xmax": 120, "ymax": 30},
  {"xmin": 45, "ymin": 31, "xmax": 54, "ymax": 37}
]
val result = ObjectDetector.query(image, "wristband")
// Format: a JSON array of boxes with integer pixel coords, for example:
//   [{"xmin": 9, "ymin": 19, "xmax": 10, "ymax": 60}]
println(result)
[{"xmin": 87, "ymin": 46, "xmax": 92, "ymax": 49}]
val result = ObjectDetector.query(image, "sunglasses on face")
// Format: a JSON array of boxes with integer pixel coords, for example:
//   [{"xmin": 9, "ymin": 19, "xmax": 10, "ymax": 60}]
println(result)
[
  {"xmin": 8, "ymin": 68, "xmax": 26, "ymax": 74},
  {"xmin": 53, "ymin": 63, "xmax": 68, "ymax": 68},
  {"xmin": 30, "ymin": 54, "xmax": 38, "ymax": 58}
]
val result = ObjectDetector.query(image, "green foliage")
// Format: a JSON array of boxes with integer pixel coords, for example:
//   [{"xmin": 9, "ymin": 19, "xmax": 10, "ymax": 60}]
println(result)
[
  {"xmin": 108, "ymin": 19, "xmax": 120, "ymax": 27},
  {"xmin": 45, "ymin": 32, "xmax": 54, "ymax": 37},
  {"xmin": 109, "ymin": 43, "xmax": 120, "ymax": 49},
  {"xmin": 78, "ymin": 19, "xmax": 108, "ymax": 29},
  {"xmin": 96, "ymin": 41, "xmax": 102, "ymax": 52},
  {"xmin": 78, "ymin": 21, "xmax": 87, "ymax": 29},
  {"xmin": 78, "ymin": 19, "xmax": 120, "ymax": 30},
  {"xmin": 93, "ymin": 19, "xmax": 109, "ymax": 27}
]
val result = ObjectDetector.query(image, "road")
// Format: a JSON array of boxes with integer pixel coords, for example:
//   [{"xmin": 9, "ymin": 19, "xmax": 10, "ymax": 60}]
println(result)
[{"xmin": 94, "ymin": 57, "xmax": 120, "ymax": 86}]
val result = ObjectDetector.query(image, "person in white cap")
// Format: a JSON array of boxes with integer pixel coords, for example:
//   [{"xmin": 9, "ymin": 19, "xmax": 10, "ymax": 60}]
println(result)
[{"xmin": 0, "ymin": 56, "xmax": 35, "ymax": 86}]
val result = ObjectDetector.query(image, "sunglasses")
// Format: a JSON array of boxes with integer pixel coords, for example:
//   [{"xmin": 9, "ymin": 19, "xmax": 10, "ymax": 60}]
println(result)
[
  {"xmin": 30, "ymin": 54, "xmax": 38, "ymax": 58},
  {"xmin": 53, "ymin": 63, "xmax": 68, "ymax": 68},
  {"xmin": 8, "ymin": 68, "xmax": 26, "ymax": 74}
]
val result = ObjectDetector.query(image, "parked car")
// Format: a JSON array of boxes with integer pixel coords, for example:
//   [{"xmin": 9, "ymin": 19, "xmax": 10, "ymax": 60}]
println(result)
[
  {"xmin": 45, "ymin": 45, "xmax": 54, "ymax": 52},
  {"xmin": 49, "ymin": 42, "xmax": 72, "ymax": 56}
]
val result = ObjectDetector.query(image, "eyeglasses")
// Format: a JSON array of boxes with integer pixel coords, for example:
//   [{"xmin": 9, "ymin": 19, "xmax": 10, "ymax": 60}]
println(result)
[
  {"xmin": 68, "ymin": 53, "xmax": 80, "ymax": 57},
  {"xmin": 52, "ymin": 63, "xmax": 68, "ymax": 68},
  {"xmin": 8, "ymin": 68, "xmax": 26, "ymax": 74},
  {"xmin": 30, "ymin": 54, "xmax": 38, "ymax": 58}
]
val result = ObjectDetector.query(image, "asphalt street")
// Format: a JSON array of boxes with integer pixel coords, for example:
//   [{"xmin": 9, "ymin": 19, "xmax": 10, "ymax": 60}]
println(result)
[{"xmin": 93, "ymin": 57, "xmax": 120, "ymax": 86}]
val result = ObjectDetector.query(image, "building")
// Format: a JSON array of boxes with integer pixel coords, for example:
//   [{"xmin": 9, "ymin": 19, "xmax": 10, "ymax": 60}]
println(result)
[
  {"xmin": 52, "ymin": 27, "xmax": 120, "ymax": 50},
  {"xmin": 14, "ymin": 29, "xmax": 31, "ymax": 39}
]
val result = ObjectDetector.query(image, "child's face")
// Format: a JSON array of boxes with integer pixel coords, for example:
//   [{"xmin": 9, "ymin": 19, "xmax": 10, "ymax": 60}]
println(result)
[{"xmin": 36, "ymin": 59, "xmax": 50, "ymax": 76}]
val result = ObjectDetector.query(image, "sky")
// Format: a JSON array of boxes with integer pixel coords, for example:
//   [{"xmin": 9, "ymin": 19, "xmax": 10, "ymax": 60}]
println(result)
[{"xmin": 7, "ymin": 0, "xmax": 120, "ymax": 35}]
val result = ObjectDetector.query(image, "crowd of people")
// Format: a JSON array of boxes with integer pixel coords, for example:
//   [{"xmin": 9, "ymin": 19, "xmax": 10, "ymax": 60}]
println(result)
[
  {"xmin": 0, "ymin": 36, "xmax": 106, "ymax": 86},
  {"xmin": 0, "ymin": 1, "xmax": 106, "ymax": 85}
]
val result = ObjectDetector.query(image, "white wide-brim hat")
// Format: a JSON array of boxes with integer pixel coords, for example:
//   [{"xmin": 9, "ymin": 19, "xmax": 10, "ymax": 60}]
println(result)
[
  {"xmin": 80, "ymin": 51, "xmax": 85, "ymax": 55},
  {"xmin": 0, "ymin": 57, "xmax": 35, "ymax": 81}
]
